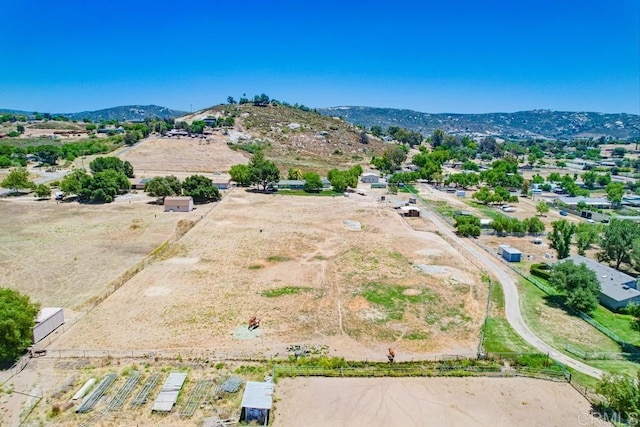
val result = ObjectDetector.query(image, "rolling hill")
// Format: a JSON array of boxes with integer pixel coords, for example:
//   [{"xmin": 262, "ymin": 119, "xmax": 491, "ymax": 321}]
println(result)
[
  {"xmin": 0, "ymin": 105, "xmax": 187, "ymax": 122},
  {"xmin": 179, "ymin": 104, "xmax": 386, "ymax": 174},
  {"xmin": 318, "ymin": 106, "xmax": 640, "ymax": 140}
]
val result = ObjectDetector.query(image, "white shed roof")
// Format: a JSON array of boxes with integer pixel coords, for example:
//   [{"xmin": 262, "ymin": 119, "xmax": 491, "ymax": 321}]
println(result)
[
  {"xmin": 36, "ymin": 307, "xmax": 63, "ymax": 323},
  {"xmin": 241, "ymin": 381, "xmax": 274, "ymax": 410}
]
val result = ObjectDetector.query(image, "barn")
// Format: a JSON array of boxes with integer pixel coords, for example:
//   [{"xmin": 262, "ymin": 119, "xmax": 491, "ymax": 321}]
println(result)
[
  {"xmin": 164, "ymin": 196, "xmax": 194, "ymax": 212},
  {"xmin": 239, "ymin": 381, "xmax": 274, "ymax": 425}
]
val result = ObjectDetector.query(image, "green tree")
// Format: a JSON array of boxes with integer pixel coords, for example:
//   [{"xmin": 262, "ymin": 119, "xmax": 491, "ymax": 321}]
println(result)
[
  {"xmin": 248, "ymin": 150, "xmax": 280, "ymax": 191},
  {"xmin": 597, "ymin": 373, "xmax": 640, "ymax": 420},
  {"xmin": 455, "ymin": 215, "xmax": 481, "ymax": 237},
  {"xmin": 16, "ymin": 124, "xmax": 25, "ymax": 134},
  {"xmin": 549, "ymin": 260, "xmax": 600, "ymax": 313},
  {"xmin": 89, "ymin": 157, "xmax": 134, "ymax": 178},
  {"xmin": 627, "ymin": 303, "xmax": 640, "ymax": 331},
  {"xmin": 227, "ymin": 96, "xmax": 236, "ymax": 104},
  {"xmin": 632, "ymin": 239, "xmax": 640, "ymax": 272},
  {"xmin": 32, "ymin": 145, "xmax": 61, "ymax": 165},
  {"xmin": 431, "ymin": 129, "xmax": 445, "ymax": 148},
  {"xmin": 473, "ymin": 186, "xmax": 492, "ymax": 204},
  {"xmin": 581, "ymin": 170, "xmax": 597, "ymax": 189},
  {"xmin": 0, "ymin": 288, "xmax": 40, "ymax": 362},
  {"xmin": 144, "ymin": 176, "xmax": 181, "ymax": 201},
  {"xmin": 229, "ymin": 164, "xmax": 251, "ymax": 186},
  {"xmin": 302, "ymin": 172, "xmax": 323, "ymax": 193},
  {"xmin": 599, "ymin": 219, "xmax": 640, "ymax": 269},
  {"xmin": 606, "ymin": 182, "xmax": 625, "ymax": 208},
  {"xmin": 548, "ymin": 219, "xmax": 576, "ymax": 259},
  {"xmin": 78, "ymin": 170, "xmax": 130, "ymax": 203},
  {"xmin": 575, "ymin": 223, "xmax": 600, "ymax": 256},
  {"xmin": 1, "ymin": 167, "xmax": 35, "ymax": 192},
  {"xmin": 288, "ymin": 168, "xmax": 303, "ymax": 180},
  {"xmin": 524, "ymin": 216, "xmax": 545, "ymax": 235},
  {"xmin": 60, "ymin": 169, "xmax": 90, "ymax": 195},
  {"xmin": 536, "ymin": 201, "xmax": 550, "ymax": 216},
  {"xmin": 34, "ymin": 183, "xmax": 51, "ymax": 199},
  {"xmin": 182, "ymin": 175, "xmax": 220, "ymax": 203}
]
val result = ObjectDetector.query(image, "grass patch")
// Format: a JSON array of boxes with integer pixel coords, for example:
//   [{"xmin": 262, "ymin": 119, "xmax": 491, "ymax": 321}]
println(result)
[
  {"xmin": 517, "ymin": 277, "xmax": 621, "ymax": 353},
  {"xmin": 261, "ymin": 286, "xmax": 312, "ymax": 298},
  {"xmin": 429, "ymin": 200, "xmax": 456, "ymax": 218},
  {"xmin": 482, "ymin": 317, "xmax": 537, "ymax": 353},
  {"xmin": 313, "ymin": 255, "xmax": 328, "ymax": 261},
  {"xmin": 400, "ymin": 183, "xmax": 417, "ymax": 193},
  {"xmin": 267, "ymin": 255, "xmax": 291, "ymax": 262},
  {"xmin": 389, "ymin": 251, "xmax": 408, "ymax": 263},
  {"xmin": 248, "ymin": 264, "xmax": 263, "ymax": 270},
  {"xmin": 362, "ymin": 282, "xmax": 435, "ymax": 321},
  {"xmin": 405, "ymin": 331, "xmax": 430, "ymax": 340},
  {"xmin": 590, "ymin": 306, "xmax": 640, "ymax": 347}
]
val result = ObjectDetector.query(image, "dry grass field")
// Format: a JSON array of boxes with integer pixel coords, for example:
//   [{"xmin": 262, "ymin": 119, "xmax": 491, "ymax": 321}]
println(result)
[
  {"xmin": 52, "ymin": 190, "xmax": 486, "ymax": 358},
  {"xmin": 120, "ymin": 136, "xmax": 249, "ymax": 174},
  {"xmin": 0, "ymin": 197, "xmax": 200, "ymax": 311},
  {"xmin": 274, "ymin": 377, "xmax": 606, "ymax": 427}
]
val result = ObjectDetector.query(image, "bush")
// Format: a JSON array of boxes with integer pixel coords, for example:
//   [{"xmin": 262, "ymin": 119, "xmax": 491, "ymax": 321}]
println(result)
[{"xmin": 530, "ymin": 263, "xmax": 551, "ymax": 280}]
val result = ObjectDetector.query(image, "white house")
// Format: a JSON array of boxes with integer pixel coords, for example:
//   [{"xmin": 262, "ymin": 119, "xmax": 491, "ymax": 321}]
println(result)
[{"xmin": 361, "ymin": 173, "xmax": 379, "ymax": 184}]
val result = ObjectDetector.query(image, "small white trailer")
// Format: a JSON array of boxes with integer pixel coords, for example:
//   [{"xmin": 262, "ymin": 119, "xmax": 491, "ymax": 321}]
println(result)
[{"xmin": 33, "ymin": 307, "xmax": 64, "ymax": 343}]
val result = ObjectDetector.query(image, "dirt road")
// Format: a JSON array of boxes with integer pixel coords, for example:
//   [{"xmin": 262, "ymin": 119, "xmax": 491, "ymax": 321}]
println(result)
[{"xmin": 415, "ymin": 190, "xmax": 604, "ymax": 379}]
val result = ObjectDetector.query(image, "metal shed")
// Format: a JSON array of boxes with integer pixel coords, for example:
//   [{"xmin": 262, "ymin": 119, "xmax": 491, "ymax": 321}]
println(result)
[
  {"xmin": 502, "ymin": 247, "xmax": 522, "ymax": 262},
  {"xmin": 152, "ymin": 372, "xmax": 187, "ymax": 412},
  {"xmin": 239, "ymin": 381, "xmax": 274, "ymax": 425},
  {"xmin": 33, "ymin": 307, "xmax": 64, "ymax": 343}
]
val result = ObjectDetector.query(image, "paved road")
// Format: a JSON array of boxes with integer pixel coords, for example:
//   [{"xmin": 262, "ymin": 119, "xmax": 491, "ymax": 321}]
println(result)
[{"xmin": 417, "ymin": 202, "xmax": 604, "ymax": 379}]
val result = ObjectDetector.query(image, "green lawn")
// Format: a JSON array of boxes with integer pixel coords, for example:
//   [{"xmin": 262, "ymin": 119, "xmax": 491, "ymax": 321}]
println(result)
[
  {"xmin": 482, "ymin": 317, "xmax": 537, "ymax": 354},
  {"xmin": 529, "ymin": 276, "xmax": 640, "ymax": 348},
  {"xmin": 517, "ymin": 277, "xmax": 622, "ymax": 354},
  {"xmin": 482, "ymin": 280, "xmax": 537, "ymax": 354},
  {"xmin": 590, "ymin": 306, "xmax": 640, "ymax": 347}
]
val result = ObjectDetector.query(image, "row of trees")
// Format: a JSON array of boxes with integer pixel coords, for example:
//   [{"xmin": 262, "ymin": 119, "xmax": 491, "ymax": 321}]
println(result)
[
  {"xmin": 59, "ymin": 157, "xmax": 133, "ymax": 203},
  {"xmin": 472, "ymin": 186, "xmax": 518, "ymax": 205},
  {"xmin": 547, "ymin": 219, "xmax": 640, "ymax": 270},
  {"xmin": 327, "ymin": 165, "xmax": 363, "ymax": 192},
  {"xmin": 145, "ymin": 175, "xmax": 221, "ymax": 203},
  {"xmin": 229, "ymin": 150, "xmax": 280, "ymax": 190}
]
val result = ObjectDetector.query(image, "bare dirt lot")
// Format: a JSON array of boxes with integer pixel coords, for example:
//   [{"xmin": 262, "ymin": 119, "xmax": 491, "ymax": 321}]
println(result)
[
  {"xmin": 52, "ymin": 190, "xmax": 486, "ymax": 359},
  {"xmin": 0, "ymin": 197, "xmax": 200, "ymax": 310},
  {"xmin": 120, "ymin": 136, "xmax": 249, "ymax": 174},
  {"xmin": 273, "ymin": 376, "xmax": 607, "ymax": 427}
]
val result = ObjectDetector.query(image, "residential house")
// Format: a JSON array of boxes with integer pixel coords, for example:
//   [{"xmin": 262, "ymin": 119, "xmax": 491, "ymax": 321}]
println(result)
[{"xmin": 562, "ymin": 255, "xmax": 640, "ymax": 310}]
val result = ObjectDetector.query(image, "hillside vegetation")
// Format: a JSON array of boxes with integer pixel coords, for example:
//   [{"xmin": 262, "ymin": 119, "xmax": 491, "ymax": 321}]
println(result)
[{"xmin": 181, "ymin": 104, "xmax": 387, "ymax": 174}]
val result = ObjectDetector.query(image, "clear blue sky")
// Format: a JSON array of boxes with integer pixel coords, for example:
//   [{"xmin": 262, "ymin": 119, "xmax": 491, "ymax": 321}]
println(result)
[{"xmin": 1, "ymin": 0, "xmax": 638, "ymax": 114}]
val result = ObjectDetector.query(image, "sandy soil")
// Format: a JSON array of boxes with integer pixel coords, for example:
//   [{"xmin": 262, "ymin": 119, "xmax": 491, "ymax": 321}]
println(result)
[
  {"xmin": 120, "ymin": 136, "xmax": 249, "ymax": 174},
  {"xmin": 51, "ymin": 190, "xmax": 486, "ymax": 358},
  {"xmin": 273, "ymin": 377, "xmax": 607, "ymax": 427}
]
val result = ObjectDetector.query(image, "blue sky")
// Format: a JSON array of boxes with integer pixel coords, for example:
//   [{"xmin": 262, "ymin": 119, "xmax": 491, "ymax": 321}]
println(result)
[{"xmin": 0, "ymin": 0, "xmax": 638, "ymax": 114}]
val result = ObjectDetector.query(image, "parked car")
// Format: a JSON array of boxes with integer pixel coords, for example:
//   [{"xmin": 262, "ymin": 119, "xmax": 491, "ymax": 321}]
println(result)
[{"xmin": 559, "ymin": 210, "xmax": 568, "ymax": 216}]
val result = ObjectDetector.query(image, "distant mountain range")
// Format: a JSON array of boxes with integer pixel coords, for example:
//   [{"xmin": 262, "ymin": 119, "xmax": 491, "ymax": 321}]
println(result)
[
  {"xmin": 318, "ymin": 106, "xmax": 640, "ymax": 140},
  {"xmin": 0, "ymin": 105, "xmax": 187, "ymax": 122}
]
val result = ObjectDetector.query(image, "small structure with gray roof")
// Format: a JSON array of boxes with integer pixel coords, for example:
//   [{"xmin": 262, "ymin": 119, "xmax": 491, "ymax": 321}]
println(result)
[
  {"xmin": 563, "ymin": 255, "xmax": 640, "ymax": 310},
  {"xmin": 239, "ymin": 381, "xmax": 274, "ymax": 425}
]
